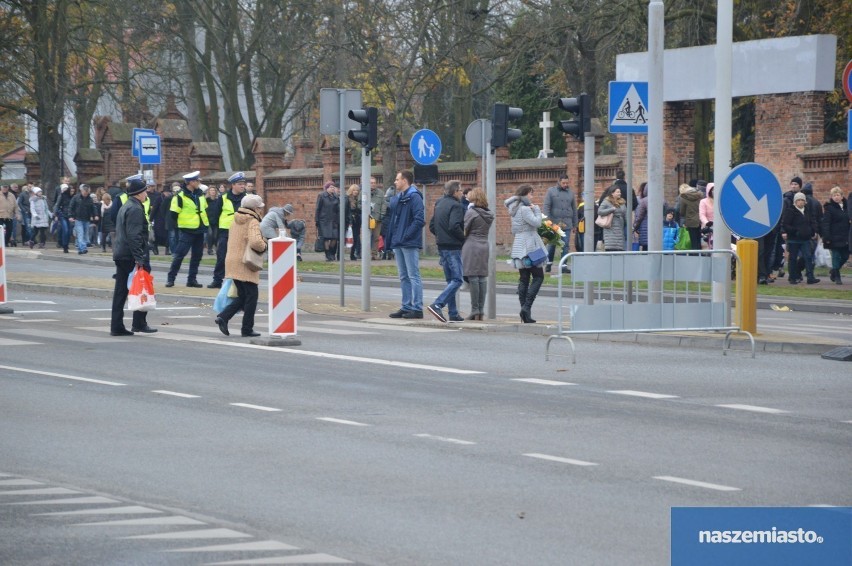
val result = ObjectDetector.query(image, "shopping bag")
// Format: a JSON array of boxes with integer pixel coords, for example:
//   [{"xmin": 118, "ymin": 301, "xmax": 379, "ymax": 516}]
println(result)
[
  {"xmin": 674, "ymin": 226, "xmax": 691, "ymax": 251},
  {"xmin": 345, "ymin": 226, "xmax": 354, "ymax": 249},
  {"xmin": 814, "ymin": 241, "xmax": 831, "ymax": 268},
  {"xmin": 213, "ymin": 279, "xmax": 236, "ymax": 313},
  {"xmin": 127, "ymin": 268, "xmax": 156, "ymax": 312}
]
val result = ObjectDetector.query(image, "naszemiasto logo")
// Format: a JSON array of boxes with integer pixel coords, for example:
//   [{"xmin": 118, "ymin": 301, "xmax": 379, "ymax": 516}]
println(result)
[{"xmin": 699, "ymin": 527, "xmax": 825, "ymax": 544}]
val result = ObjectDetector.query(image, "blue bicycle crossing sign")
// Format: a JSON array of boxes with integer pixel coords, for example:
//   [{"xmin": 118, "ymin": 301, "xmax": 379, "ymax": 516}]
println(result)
[
  {"xmin": 608, "ymin": 81, "xmax": 649, "ymax": 134},
  {"xmin": 410, "ymin": 129, "xmax": 441, "ymax": 166}
]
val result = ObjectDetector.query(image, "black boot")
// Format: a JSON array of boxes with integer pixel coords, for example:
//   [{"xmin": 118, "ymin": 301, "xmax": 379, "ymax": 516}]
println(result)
[
  {"xmin": 517, "ymin": 275, "xmax": 530, "ymax": 308},
  {"xmin": 829, "ymin": 268, "xmax": 837, "ymax": 282},
  {"xmin": 520, "ymin": 276, "xmax": 544, "ymax": 323}
]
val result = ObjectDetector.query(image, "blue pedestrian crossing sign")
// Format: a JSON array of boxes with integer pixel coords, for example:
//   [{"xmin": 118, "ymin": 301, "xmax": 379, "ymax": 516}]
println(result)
[
  {"xmin": 719, "ymin": 163, "xmax": 783, "ymax": 239},
  {"xmin": 608, "ymin": 82, "xmax": 649, "ymax": 134},
  {"xmin": 410, "ymin": 129, "xmax": 441, "ymax": 165}
]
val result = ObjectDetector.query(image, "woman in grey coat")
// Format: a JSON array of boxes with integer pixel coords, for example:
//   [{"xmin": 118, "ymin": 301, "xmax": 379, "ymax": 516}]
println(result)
[
  {"xmin": 461, "ymin": 188, "xmax": 494, "ymax": 320},
  {"xmin": 504, "ymin": 184, "xmax": 546, "ymax": 323},
  {"xmin": 598, "ymin": 188, "xmax": 627, "ymax": 251}
]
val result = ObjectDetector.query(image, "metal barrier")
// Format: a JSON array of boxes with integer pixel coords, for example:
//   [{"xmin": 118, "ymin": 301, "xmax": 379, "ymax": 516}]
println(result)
[{"xmin": 546, "ymin": 250, "xmax": 754, "ymax": 363}]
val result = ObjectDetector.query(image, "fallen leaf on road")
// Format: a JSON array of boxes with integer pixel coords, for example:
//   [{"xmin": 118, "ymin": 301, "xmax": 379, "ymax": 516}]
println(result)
[{"xmin": 770, "ymin": 304, "xmax": 792, "ymax": 312}]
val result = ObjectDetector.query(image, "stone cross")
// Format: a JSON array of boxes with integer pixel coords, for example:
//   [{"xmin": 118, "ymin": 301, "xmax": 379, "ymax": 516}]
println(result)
[{"xmin": 538, "ymin": 112, "xmax": 554, "ymax": 158}]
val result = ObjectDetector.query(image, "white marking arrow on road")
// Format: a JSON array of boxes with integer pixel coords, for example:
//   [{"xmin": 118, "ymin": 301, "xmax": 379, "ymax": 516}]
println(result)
[{"xmin": 732, "ymin": 174, "xmax": 770, "ymax": 226}]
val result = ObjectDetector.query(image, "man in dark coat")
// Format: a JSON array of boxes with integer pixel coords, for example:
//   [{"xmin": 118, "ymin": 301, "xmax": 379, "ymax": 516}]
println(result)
[
  {"xmin": 426, "ymin": 180, "xmax": 465, "ymax": 323},
  {"xmin": 110, "ymin": 175, "xmax": 156, "ymax": 336}
]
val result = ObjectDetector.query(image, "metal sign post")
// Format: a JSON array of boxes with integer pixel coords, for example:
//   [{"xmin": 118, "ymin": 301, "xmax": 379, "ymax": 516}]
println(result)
[
  {"xmin": 360, "ymin": 148, "xmax": 371, "ymax": 311},
  {"xmin": 486, "ymin": 142, "xmax": 497, "ymax": 319}
]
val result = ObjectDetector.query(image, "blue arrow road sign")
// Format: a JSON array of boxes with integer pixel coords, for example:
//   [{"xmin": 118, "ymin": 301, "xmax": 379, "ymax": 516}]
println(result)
[
  {"xmin": 138, "ymin": 135, "xmax": 161, "ymax": 165},
  {"xmin": 718, "ymin": 163, "xmax": 783, "ymax": 239},
  {"xmin": 608, "ymin": 81, "xmax": 649, "ymax": 134},
  {"xmin": 132, "ymin": 128, "xmax": 156, "ymax": 157},
  {"xmin": 410, "ymin": 129, "xmax": 442, "ymax": 166}
]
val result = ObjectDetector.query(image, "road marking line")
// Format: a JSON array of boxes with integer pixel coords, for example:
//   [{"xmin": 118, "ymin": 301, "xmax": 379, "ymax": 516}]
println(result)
[
  {"xmin": 11, "ymin": 309, "xmax": 58, "ymax": 314},
  {"xmin": 167, "ymin": 540, "xmax": 299, "ymax": 552},
  {"xmin": 0, "ymin": 338, "xmax": 40, "ymax": 346},
  {"xmin": 0, "ymin": 479, "xmax": 43, "ymax": 487},
  {"xmin": 9, "ymin": 300, "xmax": 56, "ymax": 304},
  {"xmin": 0, "ymin": 365, "xmax": 126, "ymax": 386},
  {"xmin": 206, "ymin": 553, "xmax": 353, "ymax": 565},
  {"xmin": 316, "ymin": 417, "xmax": 370, "ymax": 427},
  {"xmin": 295, "ymin": 325, "xmax": 379, "ymax": 335},
  {"xmin": 124, "ymin": 528, "xmax": 252, "ymax": 540},
  {"xmin": 608, "ymin": 390, "xmax": 679, "ymax": 399},
  {"xmin": 164, "ymin": 315, "xmax": 207, "ymax": 319},
  {"xmin": 716, "ymin": 404, "xmax": 788, "ymax": 414},
  {"xmin": 75, "ymin": 516, "xmax": 205, "ymax": 527},
  {"xmin": 523, "ymin": 453, "xmax": 598, "ymax": 467},
  {"xmin": 35, "ymin": 505, "xmax": 163, "ymax": 516},
  {"xmin": 79, "ymin": 327, "xmax": 485, "ymax": 375},
  {"xmin": 653, "ymin": 475, "xmax": 741, "ymax": 491},
  {"xmin": 0, "ymin": 488, "xmax": 81, "ymax": 496},
  {"xmin": 414, "ymin": 434, "xmax": 476, "ymax": 445},
  {"xmin": 16, "ymin": 319, "xmax": 60, "ymax": 323},
  {"xmin": 512, "ymin": 378, "xmax": 574, "ymax": 386},
  {"xmin": 0, "ymin": 328, "xmax": 106, "ymax": 343},
  {"xmin": 842, "ymin": 421, "xmax": 852, "ymax": 424},
  {"xmin": 230, "ymin": 403, "xmax": 281, "ymax": 412},
  {"xmin": 153, "ymin": 390, "xmax": 200, "ymax": 399},
  {"xmin": 6, "ymin": 496, "xmax": 120, "ymax": 505},
  {"xmin": 70, "ymin": 308, "xmax": 112, "ymax": 312}
]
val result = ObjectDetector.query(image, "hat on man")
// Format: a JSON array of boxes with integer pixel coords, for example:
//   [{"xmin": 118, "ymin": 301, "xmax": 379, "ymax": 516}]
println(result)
[
  {"xmin": 228, "ymin": 171, "xmax": 246, "ymax": 184},
  {"xmin": 323, "ymin": 181, "xmax": 336, "ymax": 191},
  {"xmin": 182, "ymin": 171, "xmax": 201, "ymax": 182},
  {"xmin": 282, "ymin": 204, "xmax": 294, "ymax": 215},
  {"xmin": 241, "ymin": 194, "xmax": 264, "ymax": 209},
  {"xmin": 794, "ymin": 192, "xmax": 806, "ymax": 203},
  {"xmin": 125, "ymin": 174, "xmax": 147, "ymax": 196},
  {"xmin": 791, "ymin": 176, "xmax": 802, "ymax": 187}
]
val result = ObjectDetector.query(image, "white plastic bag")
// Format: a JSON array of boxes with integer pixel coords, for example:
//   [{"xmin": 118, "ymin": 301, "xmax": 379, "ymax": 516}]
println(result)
[
  {"xmin": 814, "ymin": 241, "xmax": 831, "ymax": 268},
  {"xmin": 345, "ymin": 225, "xmax": 354, "ymax": 249}
]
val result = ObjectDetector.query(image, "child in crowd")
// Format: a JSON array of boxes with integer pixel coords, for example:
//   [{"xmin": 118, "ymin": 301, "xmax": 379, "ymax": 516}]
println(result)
[{"xmin": 663, "ymin": 209, "xmax": 679, "ymax": 250}]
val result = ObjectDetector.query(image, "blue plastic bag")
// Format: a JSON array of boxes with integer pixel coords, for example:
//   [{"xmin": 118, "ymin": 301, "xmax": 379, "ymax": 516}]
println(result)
[{"xmin": 213, "ymin": 279, "xmax": 236, "ymax": 313}]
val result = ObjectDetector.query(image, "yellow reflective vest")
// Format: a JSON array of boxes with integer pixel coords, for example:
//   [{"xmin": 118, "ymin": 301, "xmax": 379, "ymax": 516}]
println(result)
[
  {"xmin": 120, "ymin": 192, "xmax": 151, "ymax": 223},
  {"xmin": 170, "ymin": 188, "xmax": 209, "ymax": 230},
  {"xmin": 219, "ymin": 193, "xmax": 236, "ymax": 230}
]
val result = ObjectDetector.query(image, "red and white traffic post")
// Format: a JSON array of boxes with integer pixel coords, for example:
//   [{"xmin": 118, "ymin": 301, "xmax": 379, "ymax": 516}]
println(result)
[{"xmin": 258, "ymin": 231, "xmax": 301, "ymax": 346}]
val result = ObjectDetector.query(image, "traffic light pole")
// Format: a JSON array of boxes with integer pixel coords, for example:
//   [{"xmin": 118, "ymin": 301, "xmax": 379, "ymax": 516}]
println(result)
[
  {"xmin": 338, "ymin": 91, "xmax": 347, "ymax": 306},
  {"xmin": 360, "ymin": 148, "xmax": 371, "ymax": 311},
  {"xmin": 582, "ymin": 131, "xmax": 596, "ymax": 305},
  {"xmin": 486, "ymin": 142, "xmax": 497, "ymax": 320}
]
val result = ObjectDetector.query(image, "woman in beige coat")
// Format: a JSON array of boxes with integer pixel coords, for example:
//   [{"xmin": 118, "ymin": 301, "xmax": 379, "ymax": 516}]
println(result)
[{"xmin": 215, "ymin": 194, "xmax": 268, "ymax": 337}]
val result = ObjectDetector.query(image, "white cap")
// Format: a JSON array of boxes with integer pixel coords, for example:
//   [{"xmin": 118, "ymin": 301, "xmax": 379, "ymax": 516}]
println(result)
[{"xmin": 182, "ymin": 171, "xmax": 201, "ymax": 182}]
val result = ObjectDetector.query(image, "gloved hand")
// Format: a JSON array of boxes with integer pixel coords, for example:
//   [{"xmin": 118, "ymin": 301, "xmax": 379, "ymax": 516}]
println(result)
[{"xmin": 136, "ymin": 262, "xmax": 151, "ymax": 273}]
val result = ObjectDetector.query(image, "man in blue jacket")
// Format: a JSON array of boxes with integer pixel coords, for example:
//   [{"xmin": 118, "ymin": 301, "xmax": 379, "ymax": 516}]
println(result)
[{"xmin": 385, "ymin": 170, "xmax": 425, "ymax": 319}]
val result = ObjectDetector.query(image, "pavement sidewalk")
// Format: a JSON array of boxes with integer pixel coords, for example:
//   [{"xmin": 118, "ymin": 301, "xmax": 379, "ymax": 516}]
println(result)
[{"xmin": 3, "ymin": 245, "xmax": 850, "ymax": 357}]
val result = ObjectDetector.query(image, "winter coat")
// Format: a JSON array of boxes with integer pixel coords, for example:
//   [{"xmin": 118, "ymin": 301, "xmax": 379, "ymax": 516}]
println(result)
[
  {"xmin": 505, "ymin": 195, "xmax": 545, "ymax": 261},
  {"xmin": 385, "ymin": 186, "xmax": 425, "ymax": 250},
  {"xmin": 260, "ymin": 207, "xmax": 289, "ymax": 240},
  {"xmin": 678, "ymin": 187, "xmax": 703, "ymax": 228},
  {"xmin": 542, "ymin": 185, "xmax": 578, "ymax": 232},
  {"xmin": 699, "ymin": 197, "xmax": 714, "ymax": 228},
  {"xmin": 462, "ymin": 206, "xmax": 494, "ymax": 277},
  {"xmin": 17, "ymin": 190, "xmax": 31, "ymax": 217},
  {"xmin": 151, "ymin": 192, "xmax": 169, "ymax": 245},
  {"xmin": 429, "ymin": 195, "xmax": 465, "ymax": 250},
  {"xmin": 69, "ymin": 194, "xmax": 99, "ymax": 222},
  {"xmin": 100, "ymin": 202, "xmax": 115, "ymax": 234},
  {"xmin": 54, "ymin": 191, "xmax": 73, "ymax": 218},
  {"xmin": 0, "ymin": 190, "xmax": 18, "ymax": 219},
  {"xmin": 782, "ymin": 204, "xmax": 817, "ymax": 242},
  {"xmin": 633, "ymin": 196, "xmax": 649, "ymax": 248},
  {"xmin": 29, "ymin": 196, "xmax": 51, "ymax": 228},
  {"xmin": 113, "ymin": 197, "xmax": 150, "ymax": 268},
  {"xmin": 225, "ymin": 207, "xmax": 267, "ymax": 285},
  {"xmin": 314, "ymin": 190, "xmax": 339, "ymax": 240},
  {"xmin": 598, "ymin": 197, "xmax": 627, "ymax": 251},
  {"xmin": 370, "ymin": 188, "xmax": 387, "ymax": 223},
  {"xmin": 819, "ymin": 199, "xmax": 850, "ymax": 250}
]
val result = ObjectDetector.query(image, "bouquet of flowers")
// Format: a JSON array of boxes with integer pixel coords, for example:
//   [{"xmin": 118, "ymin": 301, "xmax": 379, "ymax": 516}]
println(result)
[{"xmin": 538, "ymin": 215, "xmax": 566, "ymax": 248}]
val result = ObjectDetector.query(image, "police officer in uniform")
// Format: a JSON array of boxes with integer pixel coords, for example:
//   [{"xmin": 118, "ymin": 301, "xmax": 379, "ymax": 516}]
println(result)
[
  {"xmin": 165, "ymin": 171, "xmax": 209, "ymax": 287},
  {"xmin": 207, "ymin": 172, "xmax": 247, "ymax": 288},
  {"xmin": 110, "ymin": 175, "xmax": 156, "ymax": 336}
]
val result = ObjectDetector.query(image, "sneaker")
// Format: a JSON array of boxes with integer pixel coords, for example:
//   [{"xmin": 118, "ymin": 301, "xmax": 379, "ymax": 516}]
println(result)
[
  {"xmin": 401, "ymin": 310, "xmax": 424, "ymax": 319},
  {"xmin": 388, "ymin": 309, "xmax": 406, "ymax": 319},
  {"xmin": 448, "ymin": 314, "xmax": 464, "ymax": 322},
  {"xmin": 427, "ymin": 304, "xmax": 447, "ymax": 323}
]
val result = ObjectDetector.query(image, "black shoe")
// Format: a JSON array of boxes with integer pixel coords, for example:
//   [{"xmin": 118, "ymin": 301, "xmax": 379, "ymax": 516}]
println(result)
[
  {"xmin": 427, "ymin": 304, "xmax": 447, "ymax": 323},
  {"xmin": 448, "ymin": 314, "xmax": 464, "ymax": 323},
  {"xmin": 806, "ymin": 278, "xmax": 820, "ymax": 284},
  {"xmin": 401, "ymin": 310, "xmax": 423, "ymax": 319},
  {"xmin": 165, "ymin": 281, "xmax": 175, "ymax": 288},
  {"xmin": 207, "ymin": 281, "xmax": 222, "ymax": 289},
  {"xmin": 187, "ymin": 281, "xmax": 203, "ymax": 288},
  {"xmin": 241, "ymin": 331, "xmax": 261, "ymax": 337},
  {"xmin": 110, "ymin": 329, "xmax": 134, "ymax": 337},
  {"xmin": 561, "ymin": 265, "xmax": 571, "ymax": 274},
  {"xmin": 63, "ymin": 247, "xmax": 69, "ymax": 253},
  {"xmin": 131, "ymin": 325, "xmax": 158, "ymax": 333},
  {"xmin": 215, "ymin": 317, "xmax": 229, "ymax": 336},
  {"xmin": 758, "ymin": 277, "xmax": 768, "ymax": 285},
  {"xmin": 788, "ymin": 279, "xmax": 800, "ymax": 285},
  {"xmin": 388, "ymin": 309, "xmax": 406, "ymax": 319}
]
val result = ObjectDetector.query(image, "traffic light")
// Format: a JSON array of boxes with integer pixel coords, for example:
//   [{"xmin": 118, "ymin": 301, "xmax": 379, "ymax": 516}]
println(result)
[
  {"xmin": 491, "ymin": 103, "xmax": 523, "ymax": 149},
  {"xmin": 558, "ymin": 94, "xmax": 591, "ymax": 140},
  {"xmin": 348, "ymin": 107, "xmax": 378, "ymax": 152}
]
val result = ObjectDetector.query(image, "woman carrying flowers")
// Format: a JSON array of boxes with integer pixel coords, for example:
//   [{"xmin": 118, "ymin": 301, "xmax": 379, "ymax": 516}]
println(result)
[{"xmin": 504, "ymin": 184, "xmax": 547, "ymax": 323}]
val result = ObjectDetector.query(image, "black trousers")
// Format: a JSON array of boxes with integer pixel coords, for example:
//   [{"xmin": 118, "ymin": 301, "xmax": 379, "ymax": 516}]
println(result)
[
  {"xmin": 111, "ymin": 259, "xmax": 147, "ymax": 332},
  {"xmin": 212, "ymin": 229, "xmax": 230, "ymax": 284},
  {"xmin": 218, "ymin": 280, "xmax": 259, "ymax": 334},
  {"xmin": 167, "ymin": 230, "xmax": 205, "ymax": 283}
]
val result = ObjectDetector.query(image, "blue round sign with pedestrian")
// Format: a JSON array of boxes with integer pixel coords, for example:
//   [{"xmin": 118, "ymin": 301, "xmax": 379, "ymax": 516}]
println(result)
[
  {"xmin": 410, "ymin": 129, "xmax": 441, "ymax": 166},
  {"xmin": 718, "ymin": 163, "xmax": 783, "ymax": 239}
]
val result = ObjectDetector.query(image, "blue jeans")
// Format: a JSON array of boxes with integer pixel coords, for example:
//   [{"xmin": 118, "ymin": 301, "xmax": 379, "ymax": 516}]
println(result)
[
  {"xmin": 57, "ymin": 216, "xmax": 71, "ymax": 249},
  {"xmin": 547, "ymin": 230, "xmax": 571, "ymax": 265},
  {"xmin": 787, "ymin": 240, "xmax": 815, "ymax": 281},
  {"xmin": 74, "ymin": 220, "xmax": 90, "ymax": 252},
  {"xmin": 393, "ymin": 246, "xmax": 422, "ymax": 312},
  {"xmin": 433, "ymin": 249, "xmax": 463, "ymax": 317}
]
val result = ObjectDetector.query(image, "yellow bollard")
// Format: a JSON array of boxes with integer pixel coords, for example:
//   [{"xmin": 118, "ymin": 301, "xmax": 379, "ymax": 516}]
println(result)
[{"xmin": 735, "ymin": 239, "xmax": 757, "ymax": 333}]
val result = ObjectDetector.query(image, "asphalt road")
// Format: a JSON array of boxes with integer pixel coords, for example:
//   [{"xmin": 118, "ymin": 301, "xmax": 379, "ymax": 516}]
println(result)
[{"xmin": 1, "ymin": 289, "xmax": 850, "ymax": 565}]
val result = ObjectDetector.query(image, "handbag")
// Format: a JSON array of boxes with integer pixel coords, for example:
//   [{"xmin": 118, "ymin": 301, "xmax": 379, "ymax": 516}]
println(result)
[
  {"xmin": 526, "ymin": 246, "xmax": 548, "ymax": 267},
  {"xmin": 242, "ymin": 244, "xmax": 265, "ymax": 271},
  {"xmin": 314, "ymin": 237, "xmax": 324, "ymax": 252},
  {"xmin": 595, "ymin": 214, "xmax": 613, "ymax": 228}
]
